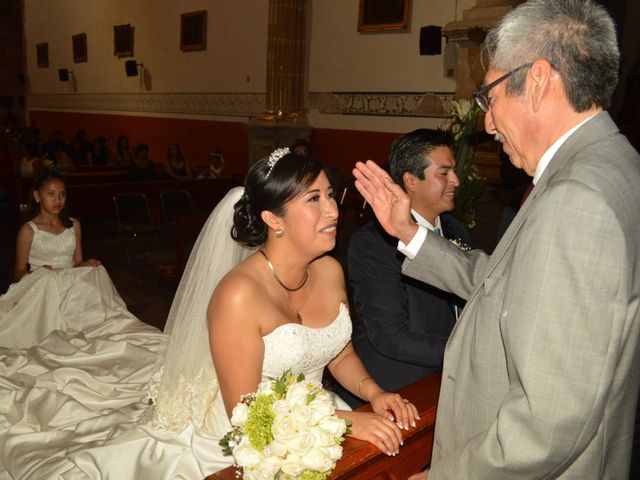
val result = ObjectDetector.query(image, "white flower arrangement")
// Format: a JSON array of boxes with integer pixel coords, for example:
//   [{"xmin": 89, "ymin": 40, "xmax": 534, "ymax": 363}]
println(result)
[{"xmin": 220, "ymin": 370, "xmax": 350, "ymax": 480}]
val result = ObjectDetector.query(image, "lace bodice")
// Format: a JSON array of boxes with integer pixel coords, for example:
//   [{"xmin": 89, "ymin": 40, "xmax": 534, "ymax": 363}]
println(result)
[
  {"xmin": 28, "ymin": 221, "xmax": 75, "ymax": 269},
  {"xmin": 145, "ymin": 303, "xmax": 352, "ymax": 433},
  {"xmin": 262, "ymin": 303, "xmax": 352, "ymax": 383}
]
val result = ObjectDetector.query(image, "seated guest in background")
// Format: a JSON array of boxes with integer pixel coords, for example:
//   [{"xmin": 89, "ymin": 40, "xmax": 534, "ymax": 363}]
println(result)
[
  {"xmin": 66, "ymin": 129, "xmax": 91, "ymax": 165},
  {"xmin": 114, "ymin": 135, "xmax": 134, "ymax": 165},
  {"xmin": 196, "ymin": 150, "xmax": 225, "ymax": 179},
  {"xmin": 290, "ymin": 138, "xmax": 312, "ymax": 155},
  {"xmin": 44, "ymin": 129, "xmax": 65, "ymax": 159},
  {"xmin": 51, "ymin": 145, "xmax": 74, "ymax": 174},
  {"xmin": 343, "ymin": 129, "xmax": 470, "ymax": 408},
  {"xmin": 16, "ymin": 142, "xmax": 45, "ymax": 177},
  {"xmin": 128, "ymin": 143, "xmax": 157, "ymax": 181},
  {"xmin": 354, "ymin": 1, "xmax": 640, "ymax": 478},
  {"xmin": 164, "ymin": 143, "xmax": 191, "ymax": 179},
  {"xmin": 87, "ymin": 137, "xmax": 111, "ymax": 165}
]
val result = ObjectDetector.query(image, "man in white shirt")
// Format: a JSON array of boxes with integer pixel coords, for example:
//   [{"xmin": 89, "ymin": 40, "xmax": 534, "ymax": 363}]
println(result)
[{"xmin": 353, "ymin": 0, "xmax": 640, "ymax": 478}]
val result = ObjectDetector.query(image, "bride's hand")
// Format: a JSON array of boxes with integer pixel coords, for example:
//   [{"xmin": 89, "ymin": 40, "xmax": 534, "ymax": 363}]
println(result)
[
  {"xmin": 369, "ymin": 391, "xmax": 420, "ymax": 432},
  {"xmin": 343, "ymin": 410, "xmax": 404, "ymax": 456}
]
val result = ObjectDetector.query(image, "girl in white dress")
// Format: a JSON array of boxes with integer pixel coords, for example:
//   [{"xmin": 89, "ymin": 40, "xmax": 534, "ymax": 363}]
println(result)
[
  {"xmin": 14, "ymin": 171, "xmax": 101, "ymax": 281},
  {"xmin": 0, "ymin": 171, "xmax": 138, "ymax": 348}
]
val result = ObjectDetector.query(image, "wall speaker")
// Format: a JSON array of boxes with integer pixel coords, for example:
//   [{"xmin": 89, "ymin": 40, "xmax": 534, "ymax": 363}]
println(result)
[
  {"xmin": 125, "ymin": 60, "xmax": 139, "ymax": 77},
  {"xmin": 420, "ymin": 26, "xmax": 442, "ymax": 55},
  {"xmin": 58, "ymin": 68, "xmax": 70, "ymax": 82}
]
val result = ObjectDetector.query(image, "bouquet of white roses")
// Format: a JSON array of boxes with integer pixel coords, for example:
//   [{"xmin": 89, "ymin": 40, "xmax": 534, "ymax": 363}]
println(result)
[{"xmin": 220, "ymin": 370, "xmax": 350, "ymax": 480}]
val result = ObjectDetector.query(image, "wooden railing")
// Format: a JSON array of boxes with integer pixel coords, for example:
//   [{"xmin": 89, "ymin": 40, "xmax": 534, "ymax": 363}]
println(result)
[
  {"xmin": 206, "ymin": 373, "xmax": 441, "ymax": 480},
  {"xmin": 11, "ymin": 174, "xmax": 241, "ymax": 226}
]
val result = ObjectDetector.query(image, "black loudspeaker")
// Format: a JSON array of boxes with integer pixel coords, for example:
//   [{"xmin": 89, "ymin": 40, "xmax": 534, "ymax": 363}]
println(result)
[
  {"xmin": 125, "ymin": 60, "xmax": 138, "ymax": 77},
  {"xmin": 420, "ymin": 26, "xmax": 442, "ymax": 55},
  {"xmin": 58, "ymin": 69, "xmax": 70, "ymax": 82}
]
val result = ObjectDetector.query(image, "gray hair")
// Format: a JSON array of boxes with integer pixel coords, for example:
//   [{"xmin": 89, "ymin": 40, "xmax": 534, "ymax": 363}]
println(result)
[
  {"xmin": 483, "ymin": 0, "xmax": 619, "ymax": 111},
  {"xmin": 388, "ymin": 129, "xmax": 453, "ymax": 190}
]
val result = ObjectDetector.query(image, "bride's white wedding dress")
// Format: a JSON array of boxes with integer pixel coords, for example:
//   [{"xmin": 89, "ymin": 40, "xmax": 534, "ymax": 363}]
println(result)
[{"xmin": 0, "ymin": 189, "xmax": 352, "ymax": 479}]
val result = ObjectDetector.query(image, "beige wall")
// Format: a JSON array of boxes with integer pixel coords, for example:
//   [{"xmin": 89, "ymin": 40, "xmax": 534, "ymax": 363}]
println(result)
[
  {"xmin": 308, "ymin": 0, "xmax": 475, "ymax": 132},
  {"xmin": 25, "ymin": 0, "xmax": 474, "ymax": 133},
  {"xmin": 25, "ymin": 0, "xmax": 268, "ymax": 95},
  {"xmin": 309, "ymin": 0, "xmax": 474, "ymax": 92}
]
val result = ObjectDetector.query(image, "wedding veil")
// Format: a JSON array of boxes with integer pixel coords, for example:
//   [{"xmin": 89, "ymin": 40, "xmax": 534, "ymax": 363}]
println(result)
[{"xmin": 142, "ymin": 186, "xmax": 254, "ymax": 431}]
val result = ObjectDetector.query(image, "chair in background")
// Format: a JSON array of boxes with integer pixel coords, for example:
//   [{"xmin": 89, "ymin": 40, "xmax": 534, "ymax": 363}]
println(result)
[
  {"xmin": 113, "ymin": 192, "xmax": 161, "ymax": 266},
  {"xmin": 159, "ymin": 189, "xmax": 195, "ymax": 243}
]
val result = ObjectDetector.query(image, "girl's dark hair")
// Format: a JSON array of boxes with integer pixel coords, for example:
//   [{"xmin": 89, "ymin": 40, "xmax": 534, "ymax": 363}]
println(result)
[
  {"xmin": 232, "ymin": 152, "xmax": 328, "ymax": 247},
  {"xmin": 26, "ymin": 171, "xmax": 73, "ymax": 228}
]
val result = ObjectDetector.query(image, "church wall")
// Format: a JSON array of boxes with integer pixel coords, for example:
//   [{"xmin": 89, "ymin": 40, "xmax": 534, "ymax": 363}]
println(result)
[{"xmin": 24, "ymin": 0, "xmax": 474, "ymax": 176}]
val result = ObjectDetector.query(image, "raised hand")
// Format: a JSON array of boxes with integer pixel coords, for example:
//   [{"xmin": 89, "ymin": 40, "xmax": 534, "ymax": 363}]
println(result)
[{"xmin": 352, "ymin": 160, "xmax": 417, "ymax": 244}]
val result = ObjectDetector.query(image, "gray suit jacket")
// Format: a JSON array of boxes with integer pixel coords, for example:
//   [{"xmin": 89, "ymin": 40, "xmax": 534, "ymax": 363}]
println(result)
[{"xmin": 403, "ymin": 112, "xmax": 640, "ymax": 479}]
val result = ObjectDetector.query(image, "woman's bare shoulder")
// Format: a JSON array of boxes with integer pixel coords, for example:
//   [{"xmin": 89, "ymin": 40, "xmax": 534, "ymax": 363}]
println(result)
[
  {"xmin": 214, "ymin": 263, "xmax": 263, "ymax": 304},
  {"xmin": 313, "ymin": 255, "xmax": 345, "ymax": 281},
  {"xmin": 17, "ymin": 222, "xmax": 35, "ymax": 239},
  {"xmin": 208, "ymin": 257, "xmax": 268, "ymax": 325}
]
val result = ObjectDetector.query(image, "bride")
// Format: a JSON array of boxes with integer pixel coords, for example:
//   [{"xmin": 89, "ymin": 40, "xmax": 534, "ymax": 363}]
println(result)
[{"xmin": 0, "ymin": 150, "xmax": 417, "ymax": 479}]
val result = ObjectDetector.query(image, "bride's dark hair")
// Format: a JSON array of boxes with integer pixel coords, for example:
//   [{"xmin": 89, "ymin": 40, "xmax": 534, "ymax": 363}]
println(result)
[{"xmin": 232, "ymin": 152, "xmax": 328, "ymax": 247}]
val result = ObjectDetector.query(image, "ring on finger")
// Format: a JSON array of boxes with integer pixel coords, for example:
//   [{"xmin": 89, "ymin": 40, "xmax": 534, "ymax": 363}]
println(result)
[{"xmin": 402, "ymin": 398, "xmax": 410, "ymax": 404}]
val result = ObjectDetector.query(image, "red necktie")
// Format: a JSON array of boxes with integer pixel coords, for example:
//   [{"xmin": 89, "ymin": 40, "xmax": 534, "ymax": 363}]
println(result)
[{"xmin": 520, "ymin": 183, "xmax": 534, "ymax": 207}]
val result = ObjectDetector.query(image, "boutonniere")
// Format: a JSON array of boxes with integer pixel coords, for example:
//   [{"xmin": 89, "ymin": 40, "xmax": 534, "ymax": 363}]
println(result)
[{"xmin": 449, "ymin": 238, "xmax": 471, "ymax": 251}]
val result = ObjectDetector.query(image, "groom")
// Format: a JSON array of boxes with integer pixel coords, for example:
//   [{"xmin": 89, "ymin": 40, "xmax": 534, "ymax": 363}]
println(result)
[
  {"xmin": 343, "ymin": 129, "xmax": 471, "ymax": 409},
  {"xmin": 354, "ymin": 0, "xmax": 640, "ymax": 478}
]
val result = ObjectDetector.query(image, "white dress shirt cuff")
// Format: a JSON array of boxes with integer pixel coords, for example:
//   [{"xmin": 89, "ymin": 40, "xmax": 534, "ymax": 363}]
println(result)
[{"xmin": 398, "ymin": 225, "xmax": 427, "ymax": 260}]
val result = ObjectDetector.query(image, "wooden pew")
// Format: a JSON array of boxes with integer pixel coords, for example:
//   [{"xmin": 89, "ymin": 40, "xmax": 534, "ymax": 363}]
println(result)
[
  {"xmin": 63, "ymin": 178, "xmax": 241, "ymax": 225},
  {"xmin": 174, "ymin": 212, "xmax": 209, "ymax": 274},
  {"xmin": 12, "ymin": 171, "xmax": 241, "ymax": 226},
  {"xmin": 207, "ymin": 373, "xmax": 441, "ymax": 480}
]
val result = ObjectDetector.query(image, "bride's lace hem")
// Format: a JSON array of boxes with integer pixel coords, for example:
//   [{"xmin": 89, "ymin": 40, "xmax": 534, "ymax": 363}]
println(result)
[{"xmin": 138, "ymin": 366, "xmax": 219, "ymax": 432}]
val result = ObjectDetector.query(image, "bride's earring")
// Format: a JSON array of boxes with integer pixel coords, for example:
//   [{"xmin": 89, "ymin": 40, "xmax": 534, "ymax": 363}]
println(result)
[{"xmin": 275, "ymin": 228, "xmax": 283, "ymax": 238}]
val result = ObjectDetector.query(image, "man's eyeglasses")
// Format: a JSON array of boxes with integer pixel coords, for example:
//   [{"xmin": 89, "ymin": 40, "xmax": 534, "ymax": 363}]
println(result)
[{"xmin": 473, "ymin": 63, "xmax": 533, "ymax": 112}]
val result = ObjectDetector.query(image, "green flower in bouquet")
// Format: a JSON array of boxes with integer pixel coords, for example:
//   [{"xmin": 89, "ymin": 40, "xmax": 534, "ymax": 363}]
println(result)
[
  {"xmin": 445, "ymin": 98, "xmax": 486, "ymax": 229},
  {"xmin": 220, "ymin": 370, "xmax": 350, "ymax": 480}
]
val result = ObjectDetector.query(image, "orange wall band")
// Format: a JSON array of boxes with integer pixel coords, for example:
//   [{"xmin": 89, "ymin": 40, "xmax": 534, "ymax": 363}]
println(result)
[{"xmin": 28, "ymin": 110, "xmax": 401, "ymax": 178}]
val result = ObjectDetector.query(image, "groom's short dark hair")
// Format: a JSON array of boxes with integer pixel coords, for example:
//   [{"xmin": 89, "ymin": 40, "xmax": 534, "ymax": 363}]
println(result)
[{"xmin": 388, "ymin": 129, "xmax": 453, "ymax": 189}]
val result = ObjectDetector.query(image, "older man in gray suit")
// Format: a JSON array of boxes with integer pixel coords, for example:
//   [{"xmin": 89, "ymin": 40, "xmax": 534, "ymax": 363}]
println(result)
[{"xmin": 353, "ymin": 1, "xmax": 640, "ymax": 479}]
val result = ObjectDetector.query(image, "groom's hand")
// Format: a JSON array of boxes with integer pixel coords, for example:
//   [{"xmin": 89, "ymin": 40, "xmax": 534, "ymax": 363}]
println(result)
[{"xmin": 352, "ymin": 160, "xmax": 417, "ymax": 244}]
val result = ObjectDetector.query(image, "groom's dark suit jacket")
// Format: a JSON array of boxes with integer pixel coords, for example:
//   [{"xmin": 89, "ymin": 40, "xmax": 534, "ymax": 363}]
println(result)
[{"xmin": 343, "ymin": 213, "xmax": 471, "ymax": 407}]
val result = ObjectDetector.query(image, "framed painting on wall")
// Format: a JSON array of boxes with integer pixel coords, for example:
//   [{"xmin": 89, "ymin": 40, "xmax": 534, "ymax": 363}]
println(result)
[
  {"xmin": 114, "ymin": 24, "xmax": 134, "ymax": 57},
  {"xmin": 72, "ymin": 33, "xmax": 87, "ymax": 63},
  {"xmin": 180, "ymin": 10, "xmax": 207, "ymax": 51},
  {"xmin": 358, "ymin": 0, "xmax": 410, "ymax": 32},
  {"xmin": 36, "ymin": 42, "xmax": 49, "ymax": 68}
]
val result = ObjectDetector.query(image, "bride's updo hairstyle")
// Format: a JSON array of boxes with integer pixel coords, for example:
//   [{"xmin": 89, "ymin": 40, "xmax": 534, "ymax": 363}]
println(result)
[{"xmin": 232, "ymin": 151, "xmax": 327, "ymax": 247}]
